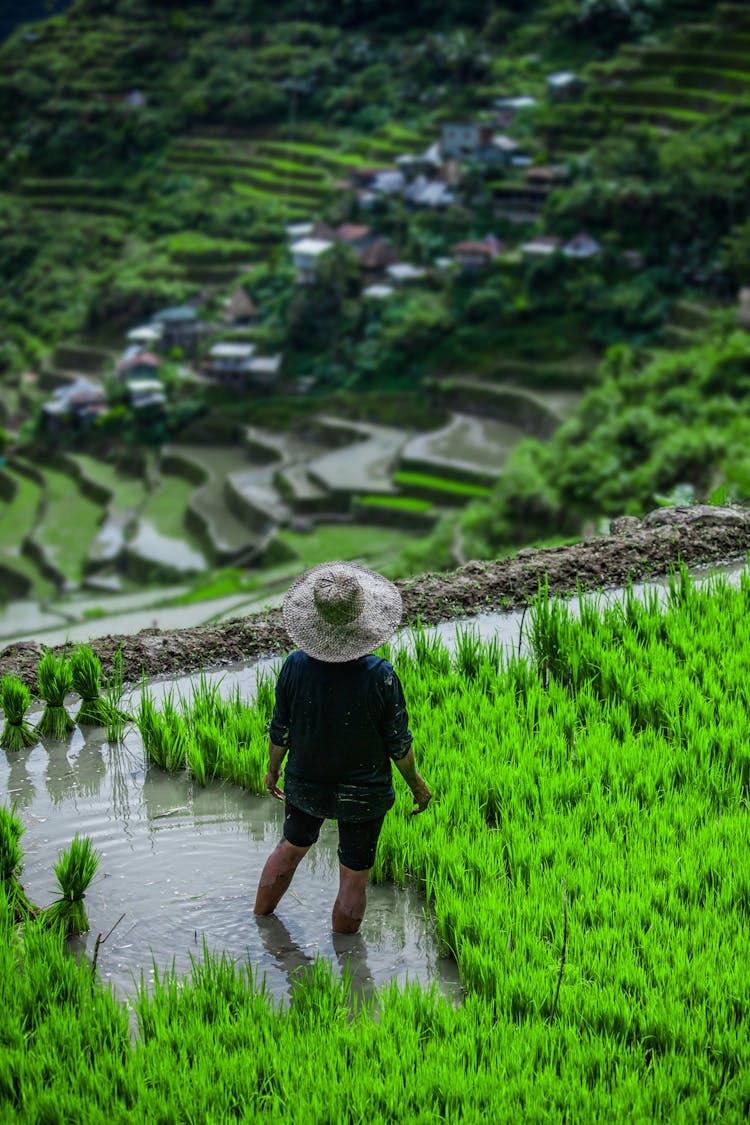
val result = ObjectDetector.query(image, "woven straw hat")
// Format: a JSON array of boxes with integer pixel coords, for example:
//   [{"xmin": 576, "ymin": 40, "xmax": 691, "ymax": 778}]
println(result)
[{"xmin": 282, "ymin": 561, "xmax": 403, "ymax": 662}]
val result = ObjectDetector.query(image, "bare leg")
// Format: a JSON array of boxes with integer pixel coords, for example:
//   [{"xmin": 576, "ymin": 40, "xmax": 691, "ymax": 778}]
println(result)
[
  {"xmin": 253, "ymin": 838, "xmax": 311, "ymax": 916},
  {"xmin": 332, "ymin": 863, "xmax": 370, "ymax": 934}
]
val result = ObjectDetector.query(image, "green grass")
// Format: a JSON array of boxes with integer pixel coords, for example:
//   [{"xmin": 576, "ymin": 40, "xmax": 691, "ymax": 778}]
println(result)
[
  {"xmin": 357, "ymin": 494, "xmax": 435, "ymax": 512},
  {"xmin": 393, "ymin": 471, "xmax": 493, "ymax": 499}
]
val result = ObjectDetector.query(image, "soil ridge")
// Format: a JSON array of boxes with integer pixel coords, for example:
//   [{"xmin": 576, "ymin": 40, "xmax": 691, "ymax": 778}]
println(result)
[{"xmin": 1, "ymin": 505, "xmax": 748, "ymax": 690}]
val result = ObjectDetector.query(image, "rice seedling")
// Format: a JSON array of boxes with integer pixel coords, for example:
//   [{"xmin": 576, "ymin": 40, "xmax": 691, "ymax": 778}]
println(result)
[
  {"xmin": 34, "ymin": 650, "xmax": 75, "ymax": 741},
  {"xmin": 43, "ymin": 834, "xmax": 100, "ymax": 937},
  {"xmin": 0, "ymin": 803, "xmax": 37, "ymax": 919},
  {"xmin": 70, "ymin": 645, "xmax": 131, "ymax": 731},
  {"xmin": 137, "ymin": 689, "xmax": 189, "ymax": 773},
  {"xmin": 103, "ymin": 646, "xmax": 132, "ymax": 742},
  {"xmin": 0, "ymin": 674, "xmax": 37, "ymax": 751}
]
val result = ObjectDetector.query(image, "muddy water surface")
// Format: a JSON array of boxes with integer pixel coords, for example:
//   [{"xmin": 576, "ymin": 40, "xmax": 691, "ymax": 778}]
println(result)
[{"xmin": 2, "ymin": 716, "xmax": 463, "ymax": 1012}]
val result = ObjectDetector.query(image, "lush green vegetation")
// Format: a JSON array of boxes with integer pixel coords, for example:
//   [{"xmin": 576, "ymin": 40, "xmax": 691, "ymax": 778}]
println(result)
[
  {"xmin": 2, "ymin": 0, "xmax": 750, "ymax": 598},
  {"xmin": 3, "ymin": 567, "xmax": 750, "ymax": 1119},
  {"xmin": 399, "ymin": 328, "xmax": 750, "ymax": 572}
]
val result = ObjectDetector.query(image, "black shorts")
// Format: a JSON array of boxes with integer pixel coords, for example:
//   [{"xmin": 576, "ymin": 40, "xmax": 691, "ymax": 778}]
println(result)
[{"xmin": 283, "ymin": 801, "xmax": 385, "ymax": 871}]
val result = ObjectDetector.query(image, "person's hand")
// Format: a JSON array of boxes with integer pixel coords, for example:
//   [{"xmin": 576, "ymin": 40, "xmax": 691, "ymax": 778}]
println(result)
[
  {"xmin": 264, "ymin": 770, "xmax": 284, "ymax": 801},
  {"xmin": 410, "ymin": 779, "xmax": 432, "ymax": 815}
]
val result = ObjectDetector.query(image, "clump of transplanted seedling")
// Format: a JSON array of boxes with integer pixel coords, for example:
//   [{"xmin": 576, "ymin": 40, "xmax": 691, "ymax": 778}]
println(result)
[
  {"xmin": 70, "ymin": 644, "xmax": 132, "ymax": 734},
  {"xmin": 0, "ymin": 803, "xmax": 38, "ymax": 920},
  {"xmin": 0, "ymin": 674, "xmax": 37, "ymax": 751},
  {"xmin": 135, "ymin": 667, "xmax": 277, "ymax": 792},
  {"xmin": 35, "ymin": 650, "xmax": 75, "ymax": 740},
  {"xmin": 138, "ymin": 688, "xmax": 190, "ymax": 773},
  {"xmin": 43, "ymin": 833, "xmax": 100, "ymax": 937}
]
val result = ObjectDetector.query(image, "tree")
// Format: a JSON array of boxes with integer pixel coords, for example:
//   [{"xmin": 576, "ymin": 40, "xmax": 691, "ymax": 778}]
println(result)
[{"xmin": 285, "ymin": 243, "xmax": 361, "ymax": 350}]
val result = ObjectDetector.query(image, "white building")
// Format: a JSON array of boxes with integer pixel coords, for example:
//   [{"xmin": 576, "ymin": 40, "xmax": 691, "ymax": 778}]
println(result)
[
  {"xmin": 386, "ymin": 263, "xmax": 427, "ymax": 284},
  {"xmin": 290, "ymin": 237, "xmax": 334, "ymax": 282},
  {"xmin": 362, "ymin": 284, "xmax": 395, "ymax": 300},
  {"xmin": 563, "ymin": 233, "xmax": 603, "ymax": 259}
]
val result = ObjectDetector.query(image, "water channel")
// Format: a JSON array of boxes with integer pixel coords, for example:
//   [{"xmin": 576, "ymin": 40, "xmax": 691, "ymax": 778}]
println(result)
[{"xmin": 1, "ymin": 557, "xmax": 747, "ymax": 1017}]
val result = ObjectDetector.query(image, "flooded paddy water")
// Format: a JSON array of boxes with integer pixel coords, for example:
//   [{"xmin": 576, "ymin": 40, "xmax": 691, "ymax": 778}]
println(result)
[{"xmin": 1, "ymin": 706, "xmax": 463, "ymax": 1013}]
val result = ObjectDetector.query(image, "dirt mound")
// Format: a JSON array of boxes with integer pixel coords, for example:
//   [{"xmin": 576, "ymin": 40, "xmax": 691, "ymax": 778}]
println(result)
[{"xmin": 2, "ymin": 506, "xmax": 749, "ymax": 690}]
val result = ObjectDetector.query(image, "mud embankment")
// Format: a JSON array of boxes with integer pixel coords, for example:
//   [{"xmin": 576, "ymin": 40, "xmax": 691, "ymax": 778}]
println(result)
[{"xmin": 1, "ymin": 505, "xmax": 748, "ymax": 690}]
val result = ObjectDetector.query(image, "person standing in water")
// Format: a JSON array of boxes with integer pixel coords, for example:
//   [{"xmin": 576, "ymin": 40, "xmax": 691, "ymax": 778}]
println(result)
[{"xmin": 254, "ymin": 561, "xmax": 432, "ymax": 934}]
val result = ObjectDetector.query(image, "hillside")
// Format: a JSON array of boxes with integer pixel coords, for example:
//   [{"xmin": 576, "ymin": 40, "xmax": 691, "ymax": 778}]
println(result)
[{"xmin": 1, "ymin": 0, "xmax": 750, "ymax": 608}]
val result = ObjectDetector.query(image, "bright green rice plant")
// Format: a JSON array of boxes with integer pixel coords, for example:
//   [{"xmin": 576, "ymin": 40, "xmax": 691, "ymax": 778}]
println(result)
[
  {"xmin": 0, "ymin": 803, "xmax": 37, "ymax": 919},
  {"xmin": 137, "ymin": 690, "xmax": 189, "ymax": 773},
  {"xmin": 70, "ymin": 645, "xmax": 131, "ymax": 730},
  {"xmin": 188, "ymin": 719, "xmax": 223, "ymax": 786},
  {"xmin": 34, "ymin": 650, "xmax": 75, "ymax": 741},
  {"xmin": 43, "ymin": 833, "xmax": 100, "ymax": 937},
  {"xmin": 527, "ymin": 580, "xmax": 577, "ymax": 683},
  {"xmin": 254, "ymin": 669, "xmax": 276, "ymax": 724},
  {"xmin": 0, "ymin": 674, "xmax": 37, "ymax": 751},
  {"xmin": 104, "ymin": 646, "xmax": 132, "ymax": 742}
]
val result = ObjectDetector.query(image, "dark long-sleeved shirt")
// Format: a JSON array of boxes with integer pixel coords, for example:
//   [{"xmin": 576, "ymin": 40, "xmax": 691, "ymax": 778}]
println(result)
[{"xmin": 268, "ymin": 650, "xmax": 412, "ymax": 822}]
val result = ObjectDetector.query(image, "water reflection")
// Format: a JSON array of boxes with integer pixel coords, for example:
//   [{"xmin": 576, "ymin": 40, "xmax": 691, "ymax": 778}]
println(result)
[
  {"xmin": 43, "ymin": 729, "xmax": 81, "ymax": 805},
  {"xmin": 255, "ymin": 913, "xmax": 378, "ymax": 1015},
  {"xmin": 41, "ymin": 726, "xmax": 110, "ymax": 805},
  {"xmin": 2, "ymin": 744, "xmax": 37, "ymax": 809}
]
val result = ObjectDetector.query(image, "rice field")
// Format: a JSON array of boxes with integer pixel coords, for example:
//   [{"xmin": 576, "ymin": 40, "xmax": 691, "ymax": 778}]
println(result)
[
  {"xmin": 29, "ymin": 465, "xmax": 106, "ymax": 586},
  {"xmin": 2, "ymin": 566, "xmax": 749, "ymax": 1118}
]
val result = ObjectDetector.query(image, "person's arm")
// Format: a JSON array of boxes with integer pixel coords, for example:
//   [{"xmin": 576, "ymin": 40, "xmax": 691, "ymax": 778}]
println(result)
[
  {"xmin": 392, "ymin": 745, "xmax": 432, "ymax": 815},
  {"xmin": 379, "ymin": 664, "xmax": 432, "ymax": 815},
  {"xmin": 264, "ymin": 740, "xmax": 287, "ymax": 801},
  {"xmin": 266, "ymin": 657, "xmax": 292, "ymax": 800}
]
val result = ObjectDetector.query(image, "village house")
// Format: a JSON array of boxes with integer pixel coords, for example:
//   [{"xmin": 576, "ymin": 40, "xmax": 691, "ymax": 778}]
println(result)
[
  {"xmin": 126, "ymin": 323, "xmax": 163, "ymax": 346},
  {"xmin": 246, "ymin": 354, "xmax": 283, "ymax": 388},
  {"xmin": 441, "ymin": 122, "xmax": 492, "ymax": 160},
  {"xmin": 547, "ymin": 71, "xmax": 585, "ymax": 99},
  {"xmin": 525, "ymin": 165, "xmax": 568, "ymax": 188},
  {"xmin": 127, "ymin": 379, "xmax": 167, "ymax": 414},
  {"xmin": 152, "ymin": 305, "xmax": 201, "ymax": 351},
  {"xmin": 452, "ymin": 236, "xmax": 505, "ymax": 271},
  {"xmin": 494, "ymin": 95, "xmax": 538, "ymax": 111},
  {"xmin": 202, "ymin": 342, "xmax": 257, "ymax": 385},
  {"xmin": 334, "ymin": 223, "xmax": 373, "ymax": 250},
  {"xmin": 115, "ymin": 349, "xmax": 161, "ymax": 382},
  {"xmin": 222, "ymin": 287, "xmax": 258, "ymax": 326},
  {"xmin": 563, "ymin": 232, "xmax": 603, "ymax": 259},
  {"xmin": 357, "ymin": 238, "xmax": 399, "ymax": 277},
  {"xmin": 521, "ymin": 235, "xmax": 563, "ymax": 258},
  {"xmin": 348, "ymin": 167, "xmax": 395, "ymax": 191},
  {"xmin": 440, "ymin": 123, "xmax": 521, "ymax": 166},
  {"xmin": 396, "ymin": 142, "xmax": 443, "ymax": 179},
  {"xmin": 404, "ymin": 176, "xmax": 456, "ymax": 209},
  {"xmin": 386, "ymin": 262, "xmax": 428, "ymax": 285},
  {"xmin": 286, "ymin": 221, "xmax": 315, "ymax": 240},
  {"xmin": 290, "ymin": 236, "xmax": 334, "ymax": 283},
  {"xmin": 41, "ymin": 377, "xmax": 107, "ymax": 431},
  {"xmin": 362, "ymin": 283, "xmax": 395, "ymax": 301}
]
